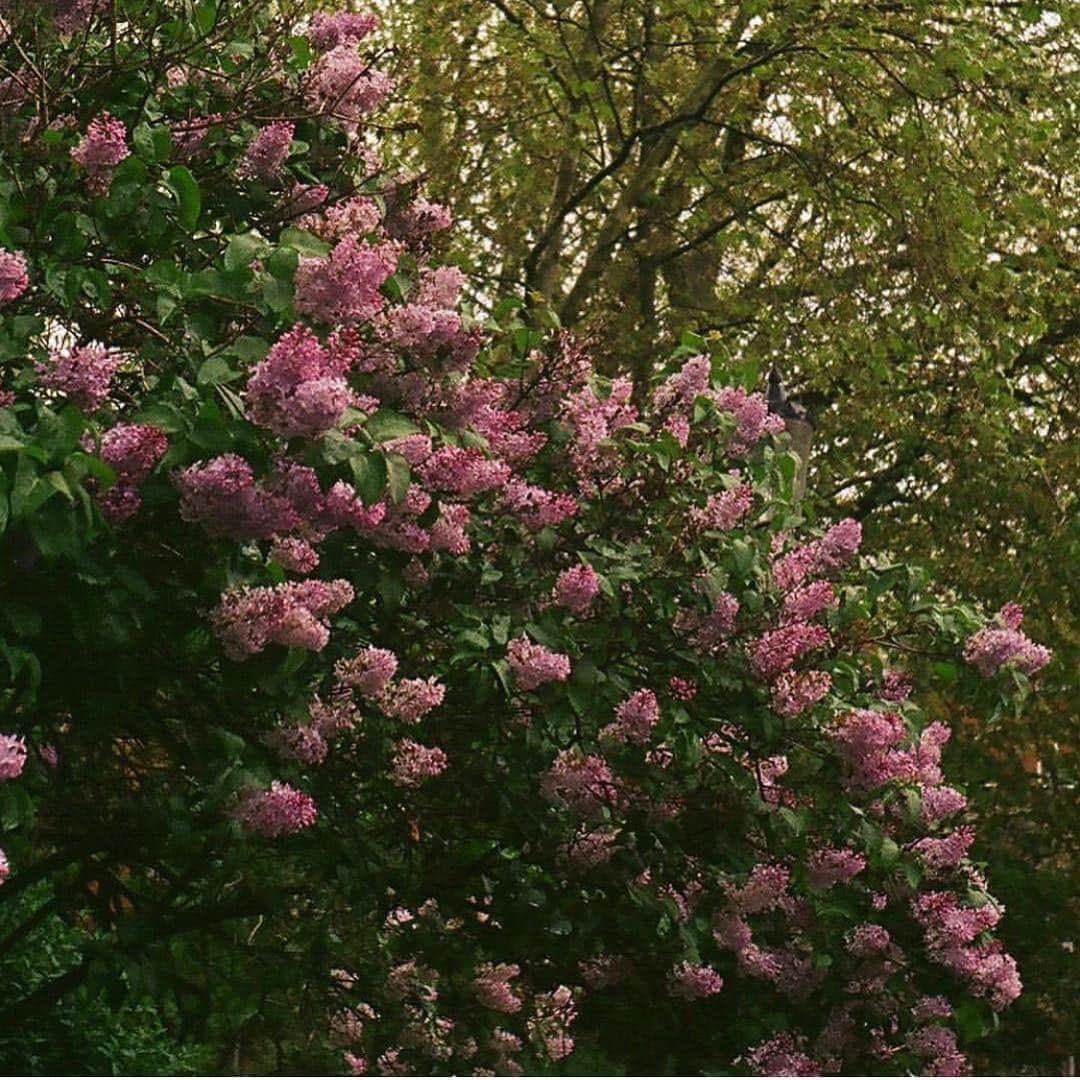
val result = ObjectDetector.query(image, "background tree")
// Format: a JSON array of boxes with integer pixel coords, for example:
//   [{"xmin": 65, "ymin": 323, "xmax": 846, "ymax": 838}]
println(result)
[{"xmin": 383, "ymin": 2, "xmax": 1080, "ymax": 1069}]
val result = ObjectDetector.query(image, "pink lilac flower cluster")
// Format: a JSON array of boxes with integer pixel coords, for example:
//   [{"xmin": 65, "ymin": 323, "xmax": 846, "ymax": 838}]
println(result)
[
  {"xmin": 770, "ymin": 669, "xmax": 832, "ymax": 717},
  {"xmin": 472, "ymin": 963, "xmax": 523, "ymax": 1013},
  {"xmin": 70, "ymin": 112, "xmax": 129, "ymax": 192},
  {"xmin": 666, "ymin": 962, "xmax": 723, "ymax": 1001},
  {"xmin": 265, "ymin": 721, "xmax": 329, "ymax": 765},
  {"xmin": 246, "ymin": 323, "xmax": 357, "ymax": 438},
  {"xmin": 92, "ymin": 423, "xmax": 168, "ymax": 522},
  {"xmin": 772, "ymin": 518, "xmax": 863, "ymax": 593},
  {"xmin": 170, "ymin": 115, "xmax": 219, "ymax": 159},
  {"xmin": 175, "ymin": 455, "xmax": 301, "ymax": 540},
  {"xmin": 744, "ymin": 1033, "xmax": 820, "ymax": 1076},
  {"xmin": 806, "ymin": 847, "xmax": 866, "ymax": 889},
  {"xmin": 527, "ymin": 986, "xmax": 576, "ymax": 1061},
  {"xmin": 922, "ymin": 784, "xmax": 967, "ymax": 823},
  {"xmin": 505, "ymin": 636, "xmax": 571, "ymax": 690},
  {"xmin": 712, "ymin": 385, "xmax": 787, "ymax": 455},
  {"xmin": 912, "ymin": 826, "xmax": 976, "ymax": 872},
  {"xmin": 211, "ymin": 579, "xmax": 354, "ymax": 659},
  {"xmin": 746, "ymin": 621, "xmax": 829, "ymax": 681},
  {"xmin": 501, "ymin": 478, "xmax": 577, "ymax": 530},
  {"xmin": 963, "ymin": 603, "xmax": 1051, "ymax": 677},
  {"xmin": 688, "ymin": 481, "xmax": 753, "ymax": 532},
  {"xmin": 52, "ymin": 0, "xmax": 100, "ymax": 34},
  {"xmin": 0, "ymin": 249, "xmax": 28, "ymax": 304},
  {"xmin": 562, "ymin": 376, "xmax": 637, "ymax": 482},
  {"xmin": 294, "ymin": 236, "xmax": 398, "ymax": 324},
  {"xmin": 37, "ymin": 343, "xmax": 122, "ymax": 412},
  {"xmin": 307, "ymin": 10, "xmax": 379, "ymax": 50},
  {"xmin": 907, "ymin": 1023, "xmax": 967, "ymax": 1075},
  {"xmin": 880, "ymin": 668, "xmax": 913, "ymax": 702},
  {"xmin": 269, "ymin": 535, "xmax": 320, "ymax": 573},
  {"xmin": 912, "ymin": 891, "xmax": 1021, "ymax": 1008},
  {"xmin": 379, "ymin": 266, "xmax": 472, "ymax": 361},
  {"xmin": 238, "ymin": 121, "xmax": 294, "ymax": 182},
  {"xmin": 430, "ymin": 503, "xmax": 471, "ymax": 555},
  {"xmin": 600, "ymin": 688, "xmax": 660, "ymax": 746},
  {"xmin": 0, "ymin": 847, "xmax": 8, "ymax": 885},
  {"xmin": 552, "ymin": 564, "xmax": 599, "ymax": 617},
  {"xmin": 668, "ymin": 675, "xmax": 697, "ymax": 700},
  {"xmin": 725, "ymin": 863, "xmax": 790, "ymax": 915},
  {"xmin": 847, "ymin": 923, "xmax": 892, "ymax": 957},
  {"xmin": 781, "ymin": 580, "xmax": 836, "ymax": 624},
  {"xmin": 336, "ymin": 646, "xmax": 398, "ymax": 697},
  {"xmin": 561, "ymin": 826, "xmax": 621, "ymax": 871},
  {"xmin": 831, "ymin": 708, "xmax": 950, "ymax": 791},
  {"xmin": 382, "ymin": 677, "xmax": 446, "ymax": 723},
  {"xmin": 391, "ymin": 738, "xmax": 447, "ymax": 787},
  {"xmin": 234, "ymin": 781, "xmax": 317, "ymax": 837},
  {"xmin": 307, "ymin": 45, "xmax": 393, "ymax": 129},
  {"xmin": 415, "ymin": 447, "xmax": 510, "ymax": 498},
  {"xmin": 674, "ymin": 591, "xmax": 739, "ymax": 653},
  {"xmin": 0, "ymin": 733, "xmax": 27, "ymax": 780},
  {"xmin": 283, "ymin": 181, "xmax": 330, "ymax": 218},
  {"xmin": 541, "ymin": 750, "xmax": 619, "ymax": 817}
]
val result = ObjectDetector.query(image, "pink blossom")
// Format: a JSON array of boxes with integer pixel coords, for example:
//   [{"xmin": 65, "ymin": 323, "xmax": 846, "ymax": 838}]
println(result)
[
  {"xmin": 772, "ymin": 518, "xmax": 862, "ymax": 593},
  {"xmin": 383, "ymin": 677, "xmax": 446, "ymax": 723},
  {"xmin": 675, "ymin": 592, "xmax": 739, "ymax": 652},
  {"xmin": 37, "ymin": 344, "xmax": 122, "ymax": 412},
  {"xmin": 922, "ymin": 785, "xmax": 967, "ymax": 823},
  {"xmin": 600, "ymin": 688, "xmax": 660, "ymax": 746},
  {"xmin": 307, "ymin": 46, "xmax": 393, "ymax": 128},
  {"xmin": 506, "ymin": 635, "xmax": 571, "ymax": 690},
  {"xmin": 770, "ymin": 669, "xmax": 831, "ymax": 717},
  {"xmin": 234, "ymin": 781, "xmax": 317, "ymax": 837},
  {"xmin": 963, "ymin": 604, "xmax": 1051, "ymax": 677},
  {"xmin": 415, "ymin": 446, "xmax": 510, "ymax": 497},
  {"xmin": 528, "ymin": 986, "xmax": 576, "ymax": 1061},
  {"xmin": 807, "ymin": 847, "xmax": 866, "ymax": 889},
  {"xmin": 541, "ymin": 750, "xmax": 619, "ymax": 817},
  {"xmin": 781, "ymin": 580, "xmax": 836, "ymax": 624},
  {"xmin": 913, "ymin": 996, "xmax": 953, "ymax": 1023},
  {"xmin": 265, "ymin": 722, "xmax": 328, "ymax": 765},
  {"xmin": 502, "ymin": 478, "xmax": 577, "ymax": 530},
  {"xmin": 170, "ymin": 115, "xmax": 218, "ymax": 159},
  {"xmin": 70, "ymin": 112, "xmax": 129, "ymax": 192},
  {"xmin": 689, "ymin": 482, "xmax": 753, "ymax": 532},
  {"xmin": 725, "ymin": 863, "xmax": 790, "ymax": 915},
  {"xmin": 294, "ymin": 237, "xmax": 397, "ymax": 324},
  {"xmin": 392, "ymin": 738, "xmax": 447, "ymax": 787},
  {"xmin": 667, "ymin": 962, "xmax": 723, "ymax": 1001},
  {"xmin": 746, "ymin": 622, "xmax": 829, "ymax": 681},
  {"xmin": 0, "ymin": 848, "xmax": 8, "ymax": 885},
  {"xmin": 307, "ymin": 11, "xmax": 379, "ymax": 50},
  {"xmin": 89, "ymin": 423, "xmax": 168, "ymax": 521},
  {"xmin": 562, "ymin": 826, "xmax": 621, "ymax": 870},
  {"xmin": 562, "ymin": 376, "xmax": 637, "ymax": 481},
  {"xmin": 745, "ymin": 1033, "xmax": 820, "ymax": 1076},
  {"xmin": 880, "ymin": 668, "xmax": 913, "ymax": 702},
  {"xmin": 385, "ymin": 196, "xmax": 453, "ymax": 244},
  {"xmin": 336, "ymin": 646, "xmax": 398, "ymax": 697},
  {"xmin": 0, "ymin": 733, "xmax": 28, "ymax": 780},
  {"xmin": 0, "ymin": 250, "xmax": 28, "ymax": 304},
  {"xmin": 847, "ymin": 923, "xmax": 892, "ymax": 957},
  {"xmin": 239, "ymin": 121, "xmax": 293, "ymax": 182},
  {"xmin": 711, "ymin": 386, "xmax": 786, "ymax": 455},
  {"xmin": 343, "ymin": 1052, "xmax": 367, "ymax": 1075},
  {"xmin": 52, "ymin": 0, "xmax": 100, "ymax": 34},
  {"xmin": 472, "ymin": 963, "xmax": 523, "ymax": 1013},
  {"xmin": 668, "ymin": 675, "xmax": 697, "ymax": 700},
  {"xmin": 913, "ymin": 826, "xmax": 976, "ymax": 872},
  {"xmin": 653, "ymin": 354, "xmax": 710, "ymax": 411},
  {"xmin": 246, "ymin": 324, "xmax": 355, "ymax": 437},
  {"xmin": 552, "ymin": 564, "xmax": 599, "ymax": 617},
  {"xmin": 429, "ymin": 503, "xmax": 471, "ymax": 554},
  {"xmin": 175, "ymin": 455, "xmax": 300, "ymax": 540},
  {"xmin": 211, "ymin": 579, "xmax": 354, "ymax": 659},
  {"xmin": 269, "ymin": 536, "xmax": 320, "ymax": 573}
]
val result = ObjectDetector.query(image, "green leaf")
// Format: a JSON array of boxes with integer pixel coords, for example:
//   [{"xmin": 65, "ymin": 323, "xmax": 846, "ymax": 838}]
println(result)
[
  {"xmin": 224, "ymin": 231, "xmax": 269, "ymax": 271},
  {"xmin": 350, "ymin": 451, "xmax": 387, "ymax": 505},
  {"xmin": 384, "ymin": 452, "xmax": 411, "ymax": 505},
  {"xmin": 164, "ymin": 166, "xmax": 201, "ymax": 230},
  {"xmin": 365, "ymin": 409, "xmax": 420, "ymax": 442},
  {"xmin": 197, "ymin": 356, "xmax": 239, "ymax": 386}
]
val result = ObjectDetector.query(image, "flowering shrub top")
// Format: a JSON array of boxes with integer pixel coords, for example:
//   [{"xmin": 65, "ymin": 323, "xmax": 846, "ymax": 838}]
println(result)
[{"xmin": 0, "ymin": 0, "xmax": 1051, "ymax": 1074}]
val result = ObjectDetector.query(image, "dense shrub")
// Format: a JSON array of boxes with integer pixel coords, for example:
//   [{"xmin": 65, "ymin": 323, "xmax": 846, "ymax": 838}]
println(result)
[{"xmin": 0, "ymin": 1, "xmax": 1052, "ymax": 1074}]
